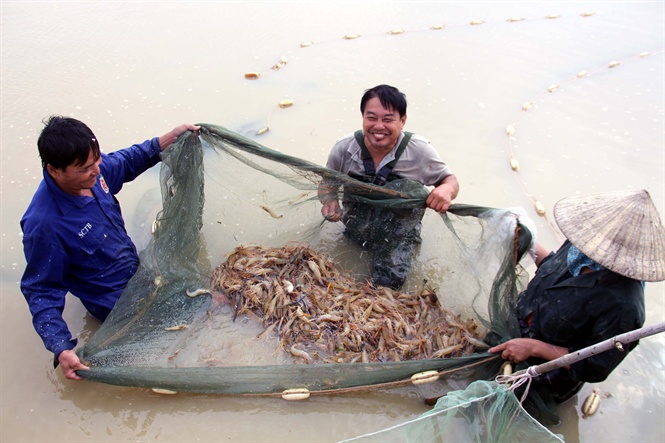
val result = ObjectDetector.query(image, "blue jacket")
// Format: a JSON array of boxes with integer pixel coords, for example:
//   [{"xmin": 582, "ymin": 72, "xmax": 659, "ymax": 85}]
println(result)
[{"xmin": 20, "ymin": 138, "xmax": 162, "ymax": 360}]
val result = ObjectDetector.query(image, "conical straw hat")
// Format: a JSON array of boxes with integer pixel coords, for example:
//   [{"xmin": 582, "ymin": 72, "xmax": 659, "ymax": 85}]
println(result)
[{"xmin": 553, "ymin": 189, "xmax": 665, "ymax": 282}]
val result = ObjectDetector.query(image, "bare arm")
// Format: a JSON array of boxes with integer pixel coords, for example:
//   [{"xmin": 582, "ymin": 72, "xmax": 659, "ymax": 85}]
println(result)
[
  {"xmin": 489, "ymin": 338, "xmax": 569, "ymax": 364},
  {"xmin": 158, "ymin": 123, "xmax": 201, "ymax": 151},
  {"xmin": 426, "ymin": 174, "xmax": 459, "ymax": 213},
  {"xmin": 534, "ymin": 243, "xmax": 552, "ymax": 267},
  {"xmin": 318, "ymin": 181, "xmax": 343, "ymax": 222}
]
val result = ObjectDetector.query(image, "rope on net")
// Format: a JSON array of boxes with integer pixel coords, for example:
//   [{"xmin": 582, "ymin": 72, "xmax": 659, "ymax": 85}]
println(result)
[{"xmin": 495, "ymin": 320, "xmax": 665, "ymax": 402}]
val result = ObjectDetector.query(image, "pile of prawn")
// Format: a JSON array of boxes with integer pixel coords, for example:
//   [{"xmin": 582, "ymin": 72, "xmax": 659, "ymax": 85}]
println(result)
[{"xmin": 210, "ymin": 244, "xmax": 486, "ymax": 364}]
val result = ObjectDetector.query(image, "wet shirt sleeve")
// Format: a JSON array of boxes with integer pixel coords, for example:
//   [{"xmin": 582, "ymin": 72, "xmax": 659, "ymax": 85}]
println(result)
[
  {"xmin": 101, "ymin": 137, "xmax": 162, "ymax": 193},
  {"xmin": 20, "ymin": 227, "xmax": 77, "ymax": 359}
]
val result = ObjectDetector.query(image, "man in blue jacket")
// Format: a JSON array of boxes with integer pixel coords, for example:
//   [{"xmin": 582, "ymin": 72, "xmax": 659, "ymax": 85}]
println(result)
[{"xmin": 20, "ymin": 116, "xmax": 199, "ymax": 380}]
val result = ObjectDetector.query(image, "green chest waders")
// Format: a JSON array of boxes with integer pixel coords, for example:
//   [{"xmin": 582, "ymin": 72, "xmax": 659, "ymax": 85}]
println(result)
[{"xmin": 342, "ymin": 131, "xmax": 425, "ymax": 289}]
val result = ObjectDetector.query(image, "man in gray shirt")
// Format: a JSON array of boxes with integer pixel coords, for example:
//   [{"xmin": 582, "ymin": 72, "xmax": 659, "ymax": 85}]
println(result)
[{"xmin": 320, "ymin": 84, "xmax": 459, "ymax": 289}]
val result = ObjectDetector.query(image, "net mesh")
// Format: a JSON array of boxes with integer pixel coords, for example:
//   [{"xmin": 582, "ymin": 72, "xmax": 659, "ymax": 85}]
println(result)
[
  {"xmin": 77, "ymin": 123, "xmax": 539, "ymax": 407},
  {"xmin": 340, "ymin": 380, "xmax": 565, "ymax": 443}
]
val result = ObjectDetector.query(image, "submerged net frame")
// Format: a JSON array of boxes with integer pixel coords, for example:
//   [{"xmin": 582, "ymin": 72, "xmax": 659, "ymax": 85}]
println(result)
[{"xmin": 78, "ymin": 124, "xmax": 533, "ymax": 396}]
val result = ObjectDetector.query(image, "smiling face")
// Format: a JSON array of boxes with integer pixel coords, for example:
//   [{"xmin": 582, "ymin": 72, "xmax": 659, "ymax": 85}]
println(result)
[
  {"xmin": 362, "ymin": 97, "xmax": 407, "ymax": 156},
  {"xmin": 47, "ymin": 148, "xmax": 101, "ymax": 196}
]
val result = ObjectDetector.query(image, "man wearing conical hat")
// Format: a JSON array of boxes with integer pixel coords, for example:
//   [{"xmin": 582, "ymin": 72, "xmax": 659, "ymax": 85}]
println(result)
[{"xmin": 490, "ymin": 190, "xmax": 665, "ymax": 404}]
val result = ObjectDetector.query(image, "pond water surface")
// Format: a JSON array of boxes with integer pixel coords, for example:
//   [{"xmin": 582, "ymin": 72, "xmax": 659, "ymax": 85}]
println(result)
[{"xmin": 1, "ymin": 2, "xmax": 663, "ymax": 442}]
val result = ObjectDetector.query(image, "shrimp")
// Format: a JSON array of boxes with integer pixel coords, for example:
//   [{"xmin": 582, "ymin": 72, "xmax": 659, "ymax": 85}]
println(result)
[{"xmin": 260, "ymin": 205, "xmax": 283, "ymax": 219}]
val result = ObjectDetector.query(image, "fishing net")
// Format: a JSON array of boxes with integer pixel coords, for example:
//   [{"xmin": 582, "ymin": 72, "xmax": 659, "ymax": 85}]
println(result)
[
  {"xmin": 78, "ymin": 123, "xmax": 533, "ymax": 398},
  {"xmin": 339, "ymin": 380, "xmax": 564, "ymax": 443}
]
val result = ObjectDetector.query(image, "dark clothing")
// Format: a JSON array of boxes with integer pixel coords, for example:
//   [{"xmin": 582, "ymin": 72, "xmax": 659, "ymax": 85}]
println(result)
[
  {"xmin": 342, "ymin": 132, "xmax": 424, "ymax": 289},
  {"xmin": 516, "ymin": 241, "xmax": 645, "ymax": 402},
  {"xmin": 342, "ymin": 191, "xmax": 426, "ymax": 289},
  {"xmin": 20, "ymin": 137, "xmax": 162, "ymax": 360}
]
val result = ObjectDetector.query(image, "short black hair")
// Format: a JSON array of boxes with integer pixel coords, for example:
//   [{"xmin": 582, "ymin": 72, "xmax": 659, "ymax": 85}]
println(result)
[
  {"xmin": 37, "ymin": 116, "xmax": 100, "ymax": 170},
  {"xmin": 360, "ymin": 84, "xmax": 407, "ymax": 118}
]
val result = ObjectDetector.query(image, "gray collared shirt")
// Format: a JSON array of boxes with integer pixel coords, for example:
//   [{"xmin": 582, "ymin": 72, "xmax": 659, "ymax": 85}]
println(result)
[{"xmin": 326, "ymin": 131, "xmax": 453, "ymax": 187}]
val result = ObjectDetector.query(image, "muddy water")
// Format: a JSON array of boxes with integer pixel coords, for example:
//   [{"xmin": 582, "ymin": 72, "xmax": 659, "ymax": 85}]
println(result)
[{"xmin": 1, "ymin": 2, "xmax": 663, "ymax": 442}]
